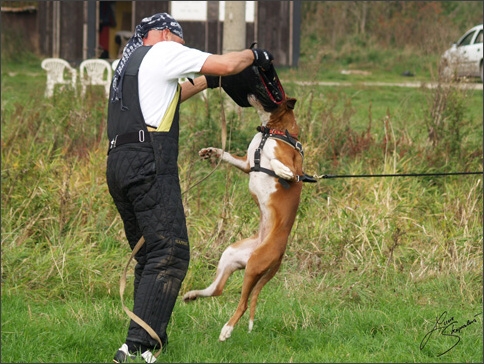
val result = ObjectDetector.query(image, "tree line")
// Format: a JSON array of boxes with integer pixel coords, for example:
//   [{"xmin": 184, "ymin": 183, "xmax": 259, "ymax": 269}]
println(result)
[{"xmin": 302, "ymin": 1, "xmax": 484, "ymax": 54}]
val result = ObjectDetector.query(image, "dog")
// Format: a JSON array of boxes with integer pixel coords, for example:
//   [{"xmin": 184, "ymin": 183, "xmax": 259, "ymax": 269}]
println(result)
[{"xmin": 183, "ymin": 94, "xmax": 312, "ymax": 341}]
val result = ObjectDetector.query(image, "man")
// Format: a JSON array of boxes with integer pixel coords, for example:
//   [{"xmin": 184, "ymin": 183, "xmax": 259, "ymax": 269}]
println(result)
[{"xmin": 106, "ymin": 13, "xmax": 273, "ymax": 363}]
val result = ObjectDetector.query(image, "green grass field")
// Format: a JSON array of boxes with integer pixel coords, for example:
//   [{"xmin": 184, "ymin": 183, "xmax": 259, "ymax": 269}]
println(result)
[
  {"xmin": 2, "ymin": 272, "xmax": 482, "ymax": 362},
  {"xmin": 1, "ymin": 48, "xmax": 482, "ymax": 363}
]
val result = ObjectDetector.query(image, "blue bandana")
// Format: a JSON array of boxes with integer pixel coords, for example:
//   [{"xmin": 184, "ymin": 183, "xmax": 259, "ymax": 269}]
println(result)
[{"xmin": 110, "ymin": 13, "xmax": 183, "ymax": 105}]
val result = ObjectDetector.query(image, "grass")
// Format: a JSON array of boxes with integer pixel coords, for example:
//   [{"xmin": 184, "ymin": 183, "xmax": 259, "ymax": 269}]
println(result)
[
  {"xmin": 2, "ymin": 272, "xmax": 482, "ymax": 362},
  {"xmin": 296, "ymin": 27, "xmax": 461, "ymax": 86},
  {"xmin": 1, "ymin": 46, "xmax": 482, "ymax": 363}
]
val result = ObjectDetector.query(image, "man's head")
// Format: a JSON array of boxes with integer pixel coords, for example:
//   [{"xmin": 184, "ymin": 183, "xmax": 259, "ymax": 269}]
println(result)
[
  {"xmin": 137, "ymin": 13, "xmax": 183, "ymax": 40},
  {"xmin": 111, "ymin": 12, "xmax": 184, "ymax": 102},
  {"xmin": 143, "ymin": 28, "xmax": 185, "ymax": 46}
]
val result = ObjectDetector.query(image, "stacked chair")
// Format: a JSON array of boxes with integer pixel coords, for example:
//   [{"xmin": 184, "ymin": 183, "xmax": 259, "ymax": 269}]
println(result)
[
  {"xmin": 41, "ymin": 58, "xmax": 117, "ymax": 98},
  {"xmin": 41, "ymin": 58, "xmax": 77, "ymax": 98}
]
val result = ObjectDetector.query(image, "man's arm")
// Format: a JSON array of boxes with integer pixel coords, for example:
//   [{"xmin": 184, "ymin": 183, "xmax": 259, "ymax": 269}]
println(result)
[
  {"xmin": 200, "ymin": 49, "xmax": 254, "ymax": 75},
  {"xmin": 180, "ymin": 48, "xmax": 273, "ymax": 102},
  {"xmin": 180, "ymin": 76, "xmax": 208, "ymax": 102},
  {"xmin": 180, "ymin": 49, "xmax": 253, "ymax": 102}
]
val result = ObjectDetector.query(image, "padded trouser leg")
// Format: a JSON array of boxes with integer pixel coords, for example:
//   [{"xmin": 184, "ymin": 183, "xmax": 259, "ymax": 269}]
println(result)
[
  {"xmin": 107, "ymin": 140, "xmax": 189, "ymax": 350},
  {"xmin": 127, "ymin": 236, "xmax": 189, "ymax": 348}
]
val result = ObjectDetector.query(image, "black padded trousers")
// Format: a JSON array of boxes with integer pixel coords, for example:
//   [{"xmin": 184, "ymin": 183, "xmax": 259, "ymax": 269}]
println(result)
[{"xmin": 106, "ymin": 140, "xmax": 189, "ymax": 349}]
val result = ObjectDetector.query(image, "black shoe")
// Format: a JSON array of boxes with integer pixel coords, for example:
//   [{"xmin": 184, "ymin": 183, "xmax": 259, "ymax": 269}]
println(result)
[
  {"xmin": 113, "ymin": 344, "xmax": 135, "ymax": 363},
  {"xmin": 113, "ymin": 343, "xmax": 157, "ymax": 363}
]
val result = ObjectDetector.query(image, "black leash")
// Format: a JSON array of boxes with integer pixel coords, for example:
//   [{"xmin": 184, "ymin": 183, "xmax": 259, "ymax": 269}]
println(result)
[{"xmin": 316, "ymin": 171, "xmax": 483, "ymax": 179}]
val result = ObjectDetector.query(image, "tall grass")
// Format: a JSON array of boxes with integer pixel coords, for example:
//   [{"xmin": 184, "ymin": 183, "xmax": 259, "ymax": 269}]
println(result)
[{"xmin": 1, "ymin": 50, "xmax": 482, "ymax": 362}]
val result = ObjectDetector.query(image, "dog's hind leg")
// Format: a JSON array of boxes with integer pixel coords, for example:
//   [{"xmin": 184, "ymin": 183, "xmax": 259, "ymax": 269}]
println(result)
[
  {"xmin": 247, "ymin": 259, "xmax": 282, "ymax": 332},
  {"xmin": 219, "ymin": 248, "xmax": 282, "ymax": 341},
  {"xmin": 183, "ymin": 235, "xmax": 259, "ymax": 302},
  {"xmin": 219, "ymin": 271, "xmax": 260, "ymax": 341}
]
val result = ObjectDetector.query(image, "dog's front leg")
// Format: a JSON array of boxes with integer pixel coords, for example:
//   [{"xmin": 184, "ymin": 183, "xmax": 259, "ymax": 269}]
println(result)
[
  {"xmin": 270, "ymin": 159, "xmax": 296, "ymax": 181},
  {"xmin": 199, "ymin": 147, "xmax": 250, "ymax": 173}
]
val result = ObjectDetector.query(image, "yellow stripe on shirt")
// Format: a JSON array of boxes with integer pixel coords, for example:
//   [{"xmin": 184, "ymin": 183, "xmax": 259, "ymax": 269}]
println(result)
[{"xmin": 156, "ymin": 85, "xmax": 181, "ymax": 132}]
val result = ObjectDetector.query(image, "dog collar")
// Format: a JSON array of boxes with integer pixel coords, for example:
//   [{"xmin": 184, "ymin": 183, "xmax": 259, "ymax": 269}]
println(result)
[{"xmin": 256, "ymin": 125, "xmax": 298, "ymax": 140}]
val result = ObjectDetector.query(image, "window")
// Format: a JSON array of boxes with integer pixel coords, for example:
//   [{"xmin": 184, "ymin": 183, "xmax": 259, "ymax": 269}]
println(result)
[
  {"xmin": 459, "ymin": 30, "xmax": 475, "ymax": 47},
  {"xmin": 475, "ymin": 30, "xmax": 483, "ymax": 44}
]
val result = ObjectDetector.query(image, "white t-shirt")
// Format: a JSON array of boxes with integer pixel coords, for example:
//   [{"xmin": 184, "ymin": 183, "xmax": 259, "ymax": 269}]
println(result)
[{"xmin": 138, "ymin": 41, "xmax": 211, "ymax": 128}]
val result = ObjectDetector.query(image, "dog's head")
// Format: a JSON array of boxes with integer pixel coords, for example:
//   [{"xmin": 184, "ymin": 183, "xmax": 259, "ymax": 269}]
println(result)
[{"xmin": 248, "ymin": 94, "xmax": 298, "ymax": 136}]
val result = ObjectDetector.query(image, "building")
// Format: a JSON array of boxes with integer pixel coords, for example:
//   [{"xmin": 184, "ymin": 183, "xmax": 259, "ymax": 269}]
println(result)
[{"xmin": 2, "ymin": 1, "xmax": 301, "ymax": 67}]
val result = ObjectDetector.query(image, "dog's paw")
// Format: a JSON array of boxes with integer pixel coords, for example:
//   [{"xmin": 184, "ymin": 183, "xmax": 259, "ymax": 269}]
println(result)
[
  {"xmin": 199, "ymin": 147, "xmax": 222, "ymax": 159},
  {"xmin": 219, "ymin": 323, "xmax": 233, "ymax": 341},
  {"xmin": 270, "ymin": 159, "xmax": 294, "ymax": 180},
  {"xmin": 182, "ymin": 291, "xmax": 198, "ymax": 302},
  {"xmin": 248, "ymin": 320, "xmax": 254, "ymax": 333}
]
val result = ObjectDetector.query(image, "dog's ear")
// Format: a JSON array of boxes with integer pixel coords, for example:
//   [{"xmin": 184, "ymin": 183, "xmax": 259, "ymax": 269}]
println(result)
[{"xmin": 286, "ymin": 98, "xmax": 297, "ymax": 110}]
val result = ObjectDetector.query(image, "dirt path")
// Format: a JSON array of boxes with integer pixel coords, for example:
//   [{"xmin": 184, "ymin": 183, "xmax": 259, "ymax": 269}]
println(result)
[{"xmin": 293, "ymin": 80, "xmax": 483, "ymax": 90}]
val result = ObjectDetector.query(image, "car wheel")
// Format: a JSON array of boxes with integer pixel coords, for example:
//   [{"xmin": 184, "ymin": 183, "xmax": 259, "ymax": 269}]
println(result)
[{"xmin": 480, "ymin": 61, "xmax": 483, "ymax": 83}]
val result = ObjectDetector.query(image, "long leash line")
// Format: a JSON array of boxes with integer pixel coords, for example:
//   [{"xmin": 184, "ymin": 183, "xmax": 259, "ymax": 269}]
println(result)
[
  {"xmin": 119, "ymin": 236, "xmax": 163, "ymax": 359},
  {"xmin": 314, "ymin": 171, "xmax": 483, "ymax": 179},
  {"xmin": 119, "ymin": 77, "xmax": 227, "ymax": 360}
]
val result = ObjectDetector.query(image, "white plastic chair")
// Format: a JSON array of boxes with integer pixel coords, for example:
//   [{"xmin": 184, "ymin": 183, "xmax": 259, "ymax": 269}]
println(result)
[
  {"xmin": 79, "ymin": 59, "xmax": 113, "ymax": 97},
  {"xmin": 41, "ymin": 58, "xmax": 77, "ymax": 98}
]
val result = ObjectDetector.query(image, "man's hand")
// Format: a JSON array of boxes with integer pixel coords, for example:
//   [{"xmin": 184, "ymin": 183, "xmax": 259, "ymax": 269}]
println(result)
[
  {"xmin": 205, "ymin": 75, "xmax": 221, "ymax": 89},
  {"xmin": 251, "ymin": 49, "xmax": 273, "ymax": 71}
]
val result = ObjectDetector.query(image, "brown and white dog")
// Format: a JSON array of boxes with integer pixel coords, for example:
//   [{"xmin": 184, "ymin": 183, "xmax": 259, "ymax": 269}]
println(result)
[{"xmin": 183, "ymin": 94, "xmax": 310, "ymax": 341}]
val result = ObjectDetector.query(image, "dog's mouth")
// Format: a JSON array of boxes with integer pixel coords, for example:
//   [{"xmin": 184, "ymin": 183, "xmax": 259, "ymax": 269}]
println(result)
[
  {"xmin": 216, "ymin": 64, "xmax": 286, "ymax": 112},
  {"xmin": 253, "ymin": 64, "xmax": 286, "ymax": 108}
]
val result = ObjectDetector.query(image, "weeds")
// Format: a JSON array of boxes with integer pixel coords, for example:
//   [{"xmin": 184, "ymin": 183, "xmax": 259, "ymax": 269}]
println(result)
[{"xmin": 426, "ymin": 81, "xmax": 467, "ymax": 158}]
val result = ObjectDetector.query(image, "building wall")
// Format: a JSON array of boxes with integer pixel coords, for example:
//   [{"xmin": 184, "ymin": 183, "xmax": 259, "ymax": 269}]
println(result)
[
  {"xmin": 37, "ymin": 1, "xmax": 85, "ymax": 63},
  {"xmin": 258, "ymin": 1, "xmax": 294, "ymax": 66},
  {"xmin": 1, "ymin": 6, "xmax": 39, "ymax": 56},
  {"xmin": 29, "ymin": 1, "xmax": 300, "ymax": 67}
]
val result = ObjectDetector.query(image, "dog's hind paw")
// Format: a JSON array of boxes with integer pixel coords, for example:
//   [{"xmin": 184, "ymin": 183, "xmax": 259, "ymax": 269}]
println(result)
[
  {"xmin": 182, "ymin": 291, "xmax": 198, "ymax": 302},
  {"xmin": 219, "ymin": 323, "xmax": 233, "ymax": 341},
  {"xmin": 199, "ymin": 147, "xmax": 222, "ymax": 159}
]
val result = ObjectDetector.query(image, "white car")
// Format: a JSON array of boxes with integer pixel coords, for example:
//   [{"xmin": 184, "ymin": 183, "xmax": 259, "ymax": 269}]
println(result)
[{"xmin": 441, "ymin": 24, "xmax": 483, "ymax": 82}]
